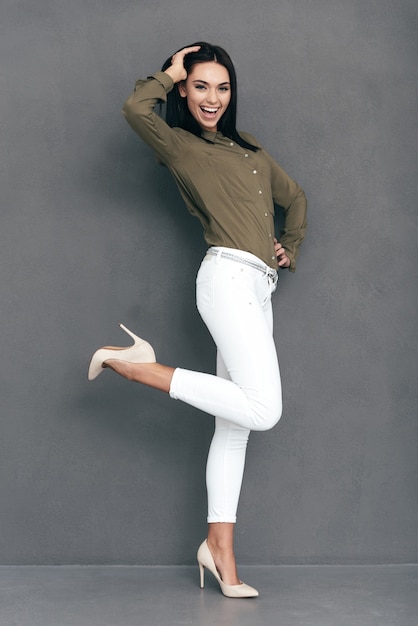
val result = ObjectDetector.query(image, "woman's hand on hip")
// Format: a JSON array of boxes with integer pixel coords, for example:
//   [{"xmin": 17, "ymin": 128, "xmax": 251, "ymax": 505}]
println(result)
[
  {"xmin": 164, "ymin": 46, "xmax": 201, "ymax": 83},
  {"xmin": 274, "ymin": 238, "xmax": 291, "ymax": 268}
]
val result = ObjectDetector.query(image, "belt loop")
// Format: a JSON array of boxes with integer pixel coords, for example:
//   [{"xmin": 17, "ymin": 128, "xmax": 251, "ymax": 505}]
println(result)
[{"xmin": 216, "ymin": 248, "xmax": 223, "ymax": 263}]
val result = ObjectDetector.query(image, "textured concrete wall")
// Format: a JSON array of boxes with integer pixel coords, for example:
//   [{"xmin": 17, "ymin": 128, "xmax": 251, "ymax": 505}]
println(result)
[{"xmin": 1, "ymin": 0, "xmax": 417, "ymax": 564}]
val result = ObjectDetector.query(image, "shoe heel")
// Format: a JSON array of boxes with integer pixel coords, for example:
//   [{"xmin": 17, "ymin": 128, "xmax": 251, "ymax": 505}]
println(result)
[
  {"xmin": 198, "ymin": 561, "xmax": 205, "ymax": 589},
  {"xmin": 119, "ymin": 323, "xmax": 140, "ymax": 343}
]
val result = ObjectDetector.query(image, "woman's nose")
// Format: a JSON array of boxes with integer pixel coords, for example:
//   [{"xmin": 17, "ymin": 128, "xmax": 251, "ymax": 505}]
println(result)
[{"xmin": 206, "ymin": 89, "xmax": 218, "ymax": 104}]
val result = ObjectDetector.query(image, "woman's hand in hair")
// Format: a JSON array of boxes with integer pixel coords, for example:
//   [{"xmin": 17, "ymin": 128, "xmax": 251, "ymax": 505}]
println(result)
[
  {"xmin": 274, "ymin": 238, "xmax": 291, "ymax": 268},
  {"xmin": 164, "ymin": 46, "xmax": 201, "ymax": 83}
]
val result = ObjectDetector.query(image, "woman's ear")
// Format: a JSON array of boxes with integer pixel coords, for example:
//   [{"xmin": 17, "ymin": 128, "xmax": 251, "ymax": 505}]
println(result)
[{"xmin": 178, "ymin": 81, "xmax": 187, "ymax": 98}]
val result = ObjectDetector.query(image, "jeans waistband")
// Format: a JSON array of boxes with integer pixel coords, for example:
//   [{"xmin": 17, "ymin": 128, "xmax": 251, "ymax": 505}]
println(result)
[{"xmin": 206, "ymin": 247, "xmax": 278, "ymax": 283}]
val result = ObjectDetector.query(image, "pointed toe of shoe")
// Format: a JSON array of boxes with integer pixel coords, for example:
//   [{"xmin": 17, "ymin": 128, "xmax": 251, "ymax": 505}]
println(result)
[
  {"xmin": 221, "ymin": 581, "xmax": 259, "ymax": 598},
  {"xmin": 87, "ymin": 349, "xmax": 107, "ymax": 380}
]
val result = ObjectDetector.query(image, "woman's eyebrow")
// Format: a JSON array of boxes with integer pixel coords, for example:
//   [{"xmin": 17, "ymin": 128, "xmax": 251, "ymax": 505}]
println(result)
[{"xmin": 192, "ymin": 80, "xmax": 231, "ymax": 86}]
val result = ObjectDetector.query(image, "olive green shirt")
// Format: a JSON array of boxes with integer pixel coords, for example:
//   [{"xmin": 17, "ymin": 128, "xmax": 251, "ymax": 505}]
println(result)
[{"xmin": 123, "ymin": 71, "xmax": 307, "ymax": 270}]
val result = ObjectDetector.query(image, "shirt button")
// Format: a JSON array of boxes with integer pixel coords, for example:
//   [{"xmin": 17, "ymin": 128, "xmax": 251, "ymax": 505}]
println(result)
[
  {"xmin": 244, "ymin": 153, "xmax": 249, "ymax": 157},
  {"xmin": 252, "ymin": 170, "xmax": 257, "ymax": 174},
  {"xmin": 264, "ymin": 212, "xmax": 268, "ymax": 216},
  {"xmin": 229, "ymin": 142, "xmax": 234, "ymax": 146},
  {"xmin": 258, "ymin": 190, "xmax": 263, "ymax": 195},
  {"xmin": 272, "ymin": 256, "xmax": 276, "ymax": 260}
]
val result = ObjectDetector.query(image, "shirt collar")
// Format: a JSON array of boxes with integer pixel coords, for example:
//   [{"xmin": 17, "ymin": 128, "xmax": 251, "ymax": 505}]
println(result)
[{"xmin": 201, "ymin": 130, "xmax": 223, "ymax": 142}]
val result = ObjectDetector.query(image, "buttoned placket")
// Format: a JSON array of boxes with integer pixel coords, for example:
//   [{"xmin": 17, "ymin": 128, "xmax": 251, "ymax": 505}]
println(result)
[
  {"xmin": 247, "ymin": 153, "xmax": 276, "ymax": 265},
  {"xmin": 215, "ymin": 136, "xmax": 277, "ymax": 267}
]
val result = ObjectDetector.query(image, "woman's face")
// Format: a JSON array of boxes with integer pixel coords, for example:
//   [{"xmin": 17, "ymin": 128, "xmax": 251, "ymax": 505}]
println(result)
[{"xmin": 178, "ymin": 62, "xmax": 231, "ymax": 132}]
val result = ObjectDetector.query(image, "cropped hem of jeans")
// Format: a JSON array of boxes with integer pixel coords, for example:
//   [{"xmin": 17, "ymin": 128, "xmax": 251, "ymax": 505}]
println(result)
[
  {"xmin": 169, "ymin": 367, "xmax": 183, "ymax": 400},
  {"xmin": 207, "ymin": 515, "xmax": 237, "ymax": 524}
]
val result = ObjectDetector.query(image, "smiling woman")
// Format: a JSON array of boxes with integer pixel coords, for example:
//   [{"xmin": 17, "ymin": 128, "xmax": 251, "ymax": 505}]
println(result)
[
  {"xmin": 89, "ymin": 41, "xmax": 307, "ymax": 598},
  {"xmin": 177, "ymin": 63, "xmax": 231, "ymax": 132}
]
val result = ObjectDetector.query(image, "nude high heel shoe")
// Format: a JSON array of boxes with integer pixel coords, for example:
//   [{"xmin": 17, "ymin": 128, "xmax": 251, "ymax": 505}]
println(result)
[
  {"xmin": 197, "ymin": 539, "xmax": 259, "ymax": 598},
  {"xmin": 87, "ymin": 323, "xmax": 156, "ymax": 380}
]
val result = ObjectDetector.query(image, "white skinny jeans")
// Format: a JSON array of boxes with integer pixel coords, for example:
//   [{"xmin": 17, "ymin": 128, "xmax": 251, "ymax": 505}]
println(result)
[{"xmin": 169, "ymin": 247, "xmax": 282, "ymax": 522}]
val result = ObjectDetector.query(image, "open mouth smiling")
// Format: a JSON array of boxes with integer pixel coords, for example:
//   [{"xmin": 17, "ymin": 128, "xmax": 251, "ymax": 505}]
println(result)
[{"xmin": 200, "ymin": 107, "xmax": 220, "ymax": 115}]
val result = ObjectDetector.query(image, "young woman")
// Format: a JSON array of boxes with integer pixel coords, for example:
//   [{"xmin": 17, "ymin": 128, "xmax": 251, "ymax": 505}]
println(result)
[{"xmin": 88, "ymin": 42, "xmax": 307, "ymax": 598}]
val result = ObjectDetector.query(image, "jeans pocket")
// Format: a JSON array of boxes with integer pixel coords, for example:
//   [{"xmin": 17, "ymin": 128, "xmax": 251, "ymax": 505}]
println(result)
[{"xmin": 255, "ymin": 274, "xmax": 272, "ymax": 307}]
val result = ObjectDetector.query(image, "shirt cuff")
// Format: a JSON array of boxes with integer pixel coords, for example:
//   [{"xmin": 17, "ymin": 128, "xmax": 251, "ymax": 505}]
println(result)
[
  {"xmin": 149, "ymin": 71, "xmax": 174, "ymax": 93},
  {"xmin": 287, "ymin": 253, "xmax": 297, "ymax": 272}
]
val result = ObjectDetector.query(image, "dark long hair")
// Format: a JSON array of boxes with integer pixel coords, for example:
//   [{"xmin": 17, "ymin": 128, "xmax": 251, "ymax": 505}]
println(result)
[{"xmin": 161, "ymin": 42, "xmax": 259, "ymax": 152}]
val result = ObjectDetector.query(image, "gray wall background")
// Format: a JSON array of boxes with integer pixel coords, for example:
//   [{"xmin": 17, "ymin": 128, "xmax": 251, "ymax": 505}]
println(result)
[{"xmin": 1, "ymin": 0, "xmax": 417, "ymax": 565}]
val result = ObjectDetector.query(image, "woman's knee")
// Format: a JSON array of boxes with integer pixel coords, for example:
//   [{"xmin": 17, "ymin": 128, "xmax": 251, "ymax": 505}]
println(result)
[{"xmin": 250, "ymin": 394, "xmax": 282, "ymax": 431}]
